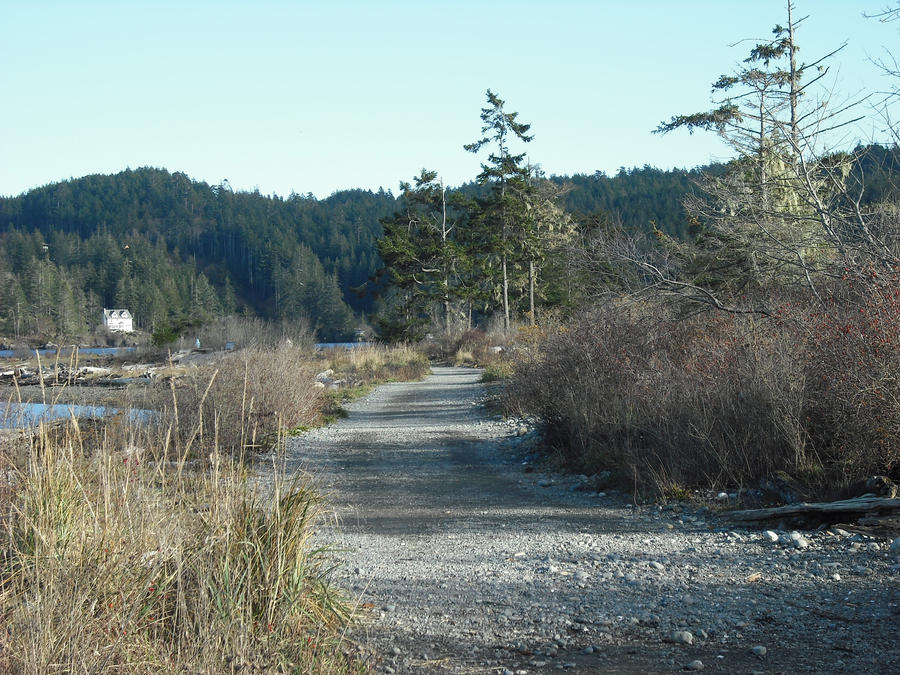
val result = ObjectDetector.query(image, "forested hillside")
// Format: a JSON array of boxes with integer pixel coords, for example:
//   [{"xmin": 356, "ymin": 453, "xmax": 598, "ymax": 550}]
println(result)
[
  {"xmin": 0, "ymin": 168, "xmax": 396, "ymax": 341},
  {"xmin": 1, "ymin": 145, "xmax": 895, "ymax": 343}
]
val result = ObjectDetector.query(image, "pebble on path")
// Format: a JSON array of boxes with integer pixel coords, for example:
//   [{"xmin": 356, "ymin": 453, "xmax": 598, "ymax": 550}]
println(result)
[
  {"xmin": 751, "ymin": 645, "xmax": 767, "ymax": 659},
  {"xmin": 890, "ymin": 537, "xmax": 900, "ymax": 558},
  {"xmin": 671, "ymin": 630, "xmax": 694, "ymax": 645}
]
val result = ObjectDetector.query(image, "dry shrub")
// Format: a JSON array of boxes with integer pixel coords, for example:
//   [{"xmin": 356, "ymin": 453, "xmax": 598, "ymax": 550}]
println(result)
[
  {"xmin": 509, "ymin": 281, "xmax": 900, "ymax": 496},
  {"xmin": 508, "ymin": 299, "xmax": 812, "ymax": 494},
  {"xmin": 197, "ymin": 316, "xmax": 316, "ymax": 352},
  {"xmin": 798, "ymin": 270, "xmax": 900, "ymax": 483},
  {"xmin": 418, "ymin": 327, "xmax": 509, "ymax": 367},
  {"xmin": 0, "ymin": 416, "xmax": 354, "ymax": 674},
  {"xmin": 154, "ymin": 342, "xmax": 325, "ymax": 458}
]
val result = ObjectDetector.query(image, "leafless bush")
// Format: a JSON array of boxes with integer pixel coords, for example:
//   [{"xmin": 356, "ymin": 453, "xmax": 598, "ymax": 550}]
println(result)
[
  {"xmin": 153, "ymin": 342, "xmax": 325, "ymax": 458},
  {"xmin": 508, "ymin": 297, "xmax": 817, "ymax": 494},
  {"xmin": 797, "ymin": 270, "xmax": 900, "ymax": 483},
  {"xmin": 420, "ymin": 327, "xmax": 510, "ymax": 367},
  {"xmin": 196, "ymin": 316, "xmax": 316, "ymax": 352}
]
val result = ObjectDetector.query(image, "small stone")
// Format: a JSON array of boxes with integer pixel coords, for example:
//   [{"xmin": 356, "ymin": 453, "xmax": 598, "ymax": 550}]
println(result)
[
  {"xmin": 649, "ymin": 561, "xmax": 665, "ymax": 571},
  {"xmin": 716, "ymin": 492, "xmax": 729, "ymax": 502},
  {"xmin": 793, "ymin": 536, "xmax": 810, "ymax": 549},
  {"xmin": 671, "ymin": 630, "xmax": 694, "ymax": 645},
  {"xmin": 762, "ymin": 530, "xmax": 779, "ymax": 544},
  {"xmin": 575, "ymin": 570, "xmax": 590, "ymax": 583},
  {"xmin": 686, "ymin": 659, "xmax": 705, "ymax": 671},
  {"xmin": 890, "ymin": 537, "xmax": 900, "ymax": 558},
  {"xmin": 624, "ymin": 572, "xmax": 638, "ymax": 584},
  {"xmin": 582, "ymin": 646, "xmax": 594, "ymax": 654},
  {"xmin": 538, "ymin": 479, "xmax": 553, "ymax": 488},
  {"xmin": 751, "ymin": 645, "xmax": 767, "ymax": 659},
  {"xmin": 502, "ymin": 670, "xmax": 514, "ymax": 675},
  {"xmin": 391, "ymin": 646, "xmax": 402, "ymax": 656}
]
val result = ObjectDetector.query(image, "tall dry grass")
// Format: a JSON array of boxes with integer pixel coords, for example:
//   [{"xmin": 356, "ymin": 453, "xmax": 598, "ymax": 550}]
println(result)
[
  {"xmin": 151, "ymin": 342, "xmax": 326, "ymax": 458},
  {"xmin": 320, "ymin": 344, "xmax": 430, "ymax": 385},
  {"xmin": 0, "ymin": 338, "xmax": 438, "ymax": 672},
  {"xmin": 0, "ymin": 413, "xmax": 356, "ymax": 673}
]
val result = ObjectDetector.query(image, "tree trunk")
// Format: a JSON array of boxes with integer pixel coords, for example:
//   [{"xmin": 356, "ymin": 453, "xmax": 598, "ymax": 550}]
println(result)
[
  {"xmin": 528, "ymin": 259, "xmax": 536, "ymax": 326},
  {"xmin": 787, "ymin": 1, "xmax": 799, "ymax": 150},
  {"xmin": 502, "ymin": 253, "xmax": 510, "ymax": 331}
]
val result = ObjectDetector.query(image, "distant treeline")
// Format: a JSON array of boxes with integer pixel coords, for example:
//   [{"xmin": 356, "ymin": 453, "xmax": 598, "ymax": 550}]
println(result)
[{"xmin": 0, "ymin": 145, "xmax": 895, "ymax": 341}]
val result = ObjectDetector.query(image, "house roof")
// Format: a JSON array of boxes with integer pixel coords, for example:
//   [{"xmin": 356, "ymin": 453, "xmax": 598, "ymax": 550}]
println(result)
[{"xmin": 103, "ymin": 308, "xmax": 133, "ymax": 319}]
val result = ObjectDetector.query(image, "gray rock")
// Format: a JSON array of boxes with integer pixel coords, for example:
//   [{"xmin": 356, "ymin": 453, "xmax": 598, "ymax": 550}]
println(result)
[
  {"xmin": 686, "ymin": 659, "xmax": 704, "ymax": 671},
  {"xmin": 890, "ymin": 537, "xmax": 900, "ymax": 558},
  {"xmin": 751, "ymin": 645, "xmax": 767, "ymax": 658},
  {"xmin": 582, "ymin": 646, "xmax": 594, "ymax": 654},
  {"xmin": 762, "ymin": 530, "xmax": 780, "ymax": 544},
  {"xmin": 792, "ymin": 536, "xmax": 810, "ymax": 550},
  {"xmin": 649, "ymin": 561, "xmax": 665, "ymax": 571},
  {"xmin": 671, "ymin": 630, "xmax": 694, "ymax": 645}
]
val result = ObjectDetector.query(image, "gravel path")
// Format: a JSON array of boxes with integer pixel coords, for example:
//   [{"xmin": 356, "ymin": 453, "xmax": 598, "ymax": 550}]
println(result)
[{"xmin": 287, "ymin": 366, "xmax": 900, "ymax": 674}]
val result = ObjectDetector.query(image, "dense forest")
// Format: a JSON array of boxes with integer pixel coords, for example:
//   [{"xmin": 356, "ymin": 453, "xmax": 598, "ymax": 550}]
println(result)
[
  {"xmin": 0, "ymin": 169, "xmax": 394, "ymax": 341},
  {"xmin": 0, "ymin": 144, "xmax": 897, "ymax": 343}
]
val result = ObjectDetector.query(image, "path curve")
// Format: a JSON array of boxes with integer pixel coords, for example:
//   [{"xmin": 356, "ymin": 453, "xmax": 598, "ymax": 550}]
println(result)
[{"xmin": 287, "ymin": 367, "xmax": 900, "ymax": 674}]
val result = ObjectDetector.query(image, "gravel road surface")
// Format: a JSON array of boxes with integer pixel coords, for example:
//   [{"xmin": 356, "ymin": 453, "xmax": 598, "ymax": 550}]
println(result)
[{"xmin": 287, "ymin": 366, "xmax": 900, "ymax": 674}]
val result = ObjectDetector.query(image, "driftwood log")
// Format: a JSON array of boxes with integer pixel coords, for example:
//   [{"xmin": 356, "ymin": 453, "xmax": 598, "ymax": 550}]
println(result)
[{"xmin": 730, "ymin": 497, "xmax": 900, "ymax": 523}]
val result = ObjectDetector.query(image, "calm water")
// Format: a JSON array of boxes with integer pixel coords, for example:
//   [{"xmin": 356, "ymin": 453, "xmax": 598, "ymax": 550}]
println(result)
[
  {"xmin": 0, "ymin": 402, "xmax": 155, "ymax": 429},
  {"xmin": 0, "ymin": 346, "xmax": 137, "ymax": 358}
]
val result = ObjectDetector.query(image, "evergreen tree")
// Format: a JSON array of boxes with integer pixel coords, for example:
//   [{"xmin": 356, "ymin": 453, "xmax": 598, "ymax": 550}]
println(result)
[
  {"xmin": 465, "ymin": 89, "xmax": 534, "ymax": 330},
  {"xmin": 376, "ymin": 170, "xmax": 468, "ymax": 339},
  {"xmin": 654, "ymin": 2, "xmax": 864, "ymax": 301}
]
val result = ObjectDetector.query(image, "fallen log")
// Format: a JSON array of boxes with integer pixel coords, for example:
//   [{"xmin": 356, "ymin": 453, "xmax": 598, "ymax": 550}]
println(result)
[{"xmin": 730, "ymin": 497, "xmax": 900, "ymax": 523}]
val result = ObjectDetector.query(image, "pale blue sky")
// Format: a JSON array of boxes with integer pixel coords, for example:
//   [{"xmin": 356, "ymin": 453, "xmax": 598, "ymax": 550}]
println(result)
[{"xmin": 1, "ymin": 1, "xmax": 896, "ymax": 198}]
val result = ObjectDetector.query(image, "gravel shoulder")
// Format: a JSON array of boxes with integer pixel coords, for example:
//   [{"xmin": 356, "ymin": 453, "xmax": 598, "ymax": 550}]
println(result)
[{"xmin": 287, "ymin": 366, "xmax": 900, "ymax": 674}]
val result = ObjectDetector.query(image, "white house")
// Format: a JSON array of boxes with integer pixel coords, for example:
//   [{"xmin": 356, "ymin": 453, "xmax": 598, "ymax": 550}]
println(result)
[{"xmin": 102, "ymin": 308, "xmax": 134, "ymax": 333}]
